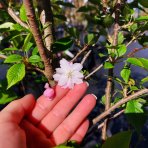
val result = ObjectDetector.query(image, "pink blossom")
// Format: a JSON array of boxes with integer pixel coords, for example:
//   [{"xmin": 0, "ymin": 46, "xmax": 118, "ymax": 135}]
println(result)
[
  {"xmin": 53, "ymin": 58, "xmax": 84, "ymax": 89},
  {"xmin": 43, "ymin": 83, "xmax": 54, "ymax": 100}
]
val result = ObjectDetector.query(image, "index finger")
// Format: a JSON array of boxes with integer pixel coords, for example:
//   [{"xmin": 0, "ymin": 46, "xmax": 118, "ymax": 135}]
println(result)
[{"xmin": 28, "ymin": 85, "xmax": 70, "ymax": 124}]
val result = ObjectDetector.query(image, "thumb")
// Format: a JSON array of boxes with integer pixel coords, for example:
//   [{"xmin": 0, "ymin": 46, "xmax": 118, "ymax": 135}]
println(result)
[{"xmin": 0, "ymin": 94, "xmax": 35, "ymax": 124}]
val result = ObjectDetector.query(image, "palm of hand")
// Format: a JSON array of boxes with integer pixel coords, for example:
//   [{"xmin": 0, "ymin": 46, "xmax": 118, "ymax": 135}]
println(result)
[{"xmin": 0, "ymin": 83, "xmax": 96, "ymax": 148}]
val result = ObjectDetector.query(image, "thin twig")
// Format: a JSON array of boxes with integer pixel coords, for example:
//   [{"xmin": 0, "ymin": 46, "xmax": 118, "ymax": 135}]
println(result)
[
  {"xmin": 98, "ymin": 109, "xmax": 124, "ymax": 129},
  {"xmin": 23, "ymin": 0, "xmax": 53, "ymax": 83},
  {"xmin": 127, "ymin": 46, "xmax": 148, "ymax": 57},
  {"xmin": 7, "ymin": 7, "xmax": 29, "ymax": 29},
  {"xmin": 93, "ymin": 88, "xmax": 148, "ymax": 125},
  {"xmin": 26, "ymin": 64, "xmax": 45, "ymax": 74},
  {"xmin": 0, "ymin": 2, "xmax": 29, "ymax": 29},
  {"xmin": 71, "ymin": 44, "xmax": 89, "ymax": 63},
  {"xmin": 126, "ymin": 37, "xmax": 136, "ymax": 47},
  {"xmin": 84, "ymin": 57, "xmax": 110, "ymax": 79},
  {"xmin": 81, "ymin": 50, "xmax": 92, "ymax": 65},
  {"xmin": 0, "ymin": 54, "xmax": 7, "ymax": 59},
  {"xmin": 85, "ymin": 63, "xmax": 103, "ymax": 79}
]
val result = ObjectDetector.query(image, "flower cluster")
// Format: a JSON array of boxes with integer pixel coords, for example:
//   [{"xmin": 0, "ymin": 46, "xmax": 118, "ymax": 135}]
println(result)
[{"xmin": 53, "ymin": 58, "xmax": 84, "ymax": 89}]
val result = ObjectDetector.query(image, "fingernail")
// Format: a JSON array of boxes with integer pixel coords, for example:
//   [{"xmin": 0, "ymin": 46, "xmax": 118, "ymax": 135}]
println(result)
[
  {"xmin": 91, "ymin": 94, "xmax": 97, "ymax": 100},
  {"xmin": 85, "ymin": 81, "xmax": 89, "ymax": 87}
]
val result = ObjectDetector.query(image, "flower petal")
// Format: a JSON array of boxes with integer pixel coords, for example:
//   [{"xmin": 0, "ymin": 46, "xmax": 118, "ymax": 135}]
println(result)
[
  {"xmin": 72, "ymin": 77, "xmax": 83, "ymax": 84},
  {"xmin": 43, "ymin": 88, "xmax": 54, "ymax": 98},
  {"xmin": 56, "ymin": 68, "xmax": 65, "ymax": 74},
  {"xmin": 44, "ymin": 83, "xmax": 49, "ymax": 89},
  {"xmin": 53, "ymin": 74, "xmax": 61, "ymax": 81},
  {"xmin": 62, "ymin": 78, "xmax": 74, "ymax": 89},
  {"xmin": 73, "ymin": 71, "xmax": 84, "ymax": 78},
  {"xmin": 60, "ymin": 58, "xmax": 71, "ymax": 70},
  {"xmin": 72, "ymin": 63, "xmax": 83, "ymax": 71},
  {"xmin": 58, "ymin": 75, "xmax": 68, "ymax": 86},
  {"xmin": 53, "ymin": 58, "xmax": 84, "ymax": 89}
]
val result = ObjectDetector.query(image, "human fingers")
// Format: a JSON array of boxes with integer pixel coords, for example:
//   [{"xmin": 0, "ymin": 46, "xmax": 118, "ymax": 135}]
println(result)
[
  {"xmin": 21, "ymin": 120, "xmax": 52, "ymax": 148},
  {"xmin": 28, "ymin": 85, "xmax": 70, "ymax": 124},
  {"xmin": 0, "ymin": 94, "xmax": 35, "ymax": 124},
  {"xmin": 38, "ymin": 82, "xmax": 88, "ymax": 134},
  {"xmin": 49, "ymin": 94, "xmax": 96, "ymax": 145},
  {"xmin": 70, "ymin": 119, "xmax": 89, "ymax": 143}
]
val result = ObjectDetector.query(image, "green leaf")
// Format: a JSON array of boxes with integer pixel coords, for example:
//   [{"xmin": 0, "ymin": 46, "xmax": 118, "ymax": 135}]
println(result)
[
  {"xmin": 125, "ymin": 100, "xmax": 143, "ymax": 113},
  {"xmin": 22, "ymin": 33, "xmax": 33, "ymax": 51},
  {"xmin": 0, "ymin": 93, "xmax": 16, "ymax": 104},
  {"xmin": 101, "ymin": 95, "xmax": 105, "ymax": 105},
  {"xmin": 113, "ymin": 97, "xmax": 121, "ymax": 104},
  {"xmin": 0, "ymin": 22, "xmax": 14, "ymax": 29},
  {"xmin": 3, "ymin": 47, "xmax": 18, "ymax": 51},
  {"xmin": 104, "ymin": 62, "xmax": 114, "ymax": 69},
  {"xmin": 89, "ymin": 0, "xmax": 101, "ymax": 5},
  {"xmin": 126, "ymin": 112, "xmax": 147, "ymax": 133},
  {"xmin": 98, "ymin": 53, "xmax": 107, "ymax": 57},
  {"xmin": 138, "ymin": 35, "xmax": 148, "ymax": 46},
  {"xmin": 135, "ymin": 16, "xmax": 148, "ymax": 22},
  {"xmin": 55, "ymin": 140, "xmax": 80, "ymax": 148},
  {"xmin": 7, "ymin": 63, "xmax": 25, "ymax": 89},
  {"xmin": 55, "ymin": 1, "xmax": 75, "ymax": 7},
  {"xmin": 102, "ymin": 131, "xmax": 132, "ymax": 148},
  {"xmin": 4, "ymin": 54, "xmax": 23, "ymax": 63},
  {"xmin": 12, "ymin": 24, "xmax": 24, "ymax": 31},
  {"xmin": 67, "ymin": 27, "xmax": 79, "ymax": 38},
  {"xmin": 130, "ymin": 86, "xmax": 139, "ymax": 91},
  {"xmin": 141, "ymin": 76, "xmax": 148, "ymax": 84},
  {"xmin": 130, "ymin": 23, "xmax": 138, "ymax": 33},
  {"xmin": 84, "ymin": 33, "xmax": 95, "ymax": 44},
  {"xmin": 20, "ymin": 4, "xmax": 27, "ymax": 21},
  {"xmin": 32, "ymin": 46, "xmax": 39, "ymax": 55},
  {"xmin": 0, "ymin": 80, "xmax": 17, "ymax": 104},
  {"xmin": 77, "ymin": 5, "xmax": 95, "ymax": 12},
  {"xmin": 54, "ymin": 15, "xmax": 67, "ymax": 21},
  {"xmin": 123, "ymin": 5, "xmax": 134, "ymax": 21},
  {"xmin": 0, "ymin": 88, "xmax": 17, "ymax": 104},
  {"xmin": 25, "ymin": 42, "xmax": 33, "ymax": 52},
  {"xmin": 127, "ymin": 58, "xmax": 148, "ymax": 70},
  {"xmin": 29, "ymin": 55, "xmax": 41, "ymax": 63},
  {"xmin": 116, "ymin": 45, "xmax": 126, "ymax": 57},
  {"xmin": 103, "ymin": 15, "xmax": 114, "ymax": 27},
  {"xmin": 118, "ymin": 32, "xmax": 125, "ymax": 45},
  {"xmin": 120, "ymin": 66, "xmax": 131, "ymax": 83},
  {"xmin": 52, "ymin": 36, "xmax": 73, "ymax": 53}
]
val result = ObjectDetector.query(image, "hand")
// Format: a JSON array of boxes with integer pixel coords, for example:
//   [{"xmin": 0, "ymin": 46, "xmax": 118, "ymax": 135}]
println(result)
[{"xmin": 0, "ymin": 83, "xmax": 96, "ymax": 148}]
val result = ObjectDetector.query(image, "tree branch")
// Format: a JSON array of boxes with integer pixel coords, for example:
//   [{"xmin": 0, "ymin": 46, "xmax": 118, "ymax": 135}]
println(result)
[
  {"xmin": 23, "ymin": 0, "xmax": 53, "ymax": 83},
  {"xmin": 93, "ymin": 88, "xmax": 148, "ymax": 125},
  {"xmin": 102, "ymin": 0, "xmax": 121, "ymax": 140},
  {"xmin": 37, "ymin": 0, "xmax": 55, "ymax": 52},
  {"xmin": 98, "ymin": 109, "xmax": 124, "ymax": 129}
]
